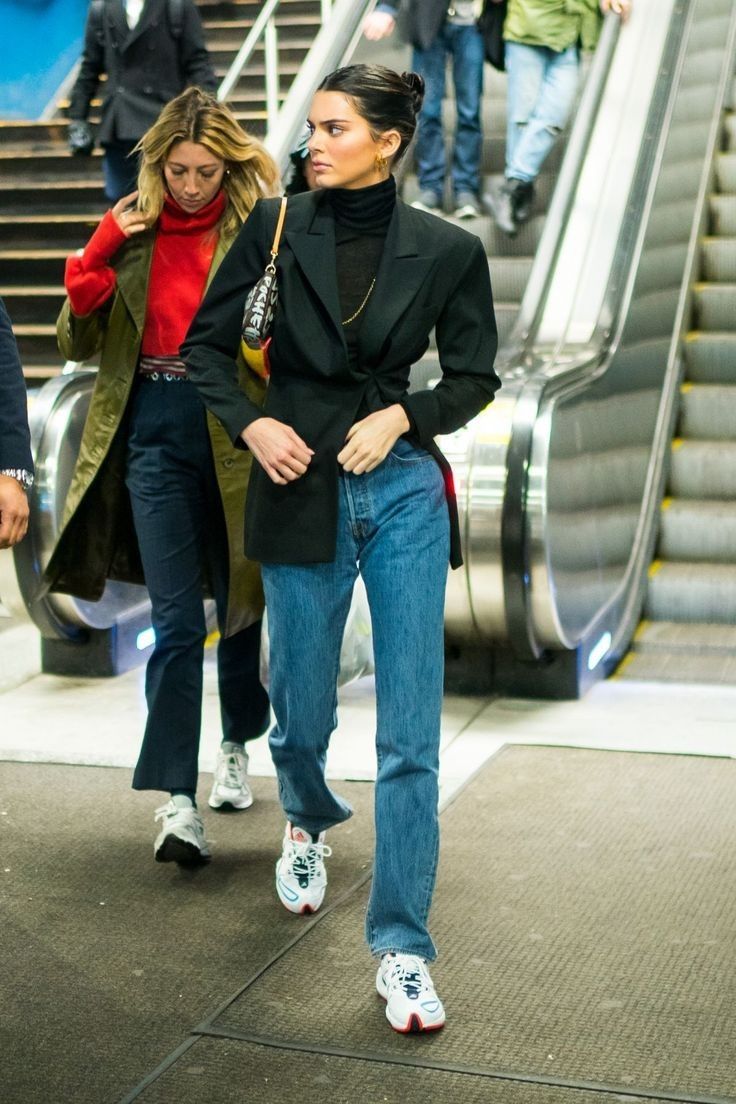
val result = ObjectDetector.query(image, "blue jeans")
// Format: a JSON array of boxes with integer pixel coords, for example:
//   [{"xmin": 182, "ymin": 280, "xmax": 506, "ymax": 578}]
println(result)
[
  {"xmin": 412, "ymin": 22, "xmax": 485, "ymax": 198},
  {"xmin": 102, "ymin": 140, "xmax": 139, "ymax": 202},
  {"xmin": 126, "ymin": 378, "xmax": 269, "ymax": 794},
  {"xmin": 262, "ymin": 437, "xmax": 450, "ymax": 960},
  {"xmin": 505, "ymin": 42, "xmax": 580, "ymax": 184}
]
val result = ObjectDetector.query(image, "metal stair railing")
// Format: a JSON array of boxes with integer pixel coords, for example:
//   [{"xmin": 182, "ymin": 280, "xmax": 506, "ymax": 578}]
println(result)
[{"xmin": 217, "ymin": 0, "xmax": 334, "ymax": 132}]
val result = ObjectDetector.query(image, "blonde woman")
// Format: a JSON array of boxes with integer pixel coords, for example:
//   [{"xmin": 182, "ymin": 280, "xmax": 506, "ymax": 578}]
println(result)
[{"xmin": 45, "ymin": 87, "xmax": 280, "ymax": 863}]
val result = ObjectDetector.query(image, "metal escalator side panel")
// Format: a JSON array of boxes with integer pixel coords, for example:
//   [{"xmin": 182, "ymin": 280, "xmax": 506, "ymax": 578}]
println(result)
[{"xmin": 13, "ymin": 372, "xmax": 149, "ymax": 639}]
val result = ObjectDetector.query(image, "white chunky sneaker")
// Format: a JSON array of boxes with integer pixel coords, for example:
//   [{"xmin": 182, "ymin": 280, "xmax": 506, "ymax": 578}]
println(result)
[
  {"xmin": 275, "ymin": 822, "xmax": 331, "ymax": 915},
  {"xmin": 376, "ymin": 953, "xmax": 446, "ymax": 1033},
  {"xmin": 208, "ymin": 743, "xmax": 254, "ymax": 810},
  {"xmin": 153, "ymin": 800, "xmax": 211, "ymax": 864}
]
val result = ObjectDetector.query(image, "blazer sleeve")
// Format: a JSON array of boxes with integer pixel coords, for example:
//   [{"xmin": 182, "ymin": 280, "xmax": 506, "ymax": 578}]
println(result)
[
  {"xmin": 180, "ymin": 0, "xmax": 218, "ymax": 92},
  {"xmin": 67, "ymin": 6, "xmax": 104, "ymax": 122},
  {"xmin": 182, "ymin": 199, "xmax": 273, "ymax": 444},
  {"xmin": 402, "ymin": 235, "xmax": 501, "ymax": 444},
  {"xmin": 0, "ymin": 298, "xmax": 33, "ymax": 473}
]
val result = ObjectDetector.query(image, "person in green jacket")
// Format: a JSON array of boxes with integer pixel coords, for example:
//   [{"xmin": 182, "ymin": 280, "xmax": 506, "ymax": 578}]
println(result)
[
  {"xmin": 46, "ymin": 89, "xmax": 280, "ymax": 863},
  {"xmin": 486, "ymin": 0, "xmax": 631, "ymax": 236}
]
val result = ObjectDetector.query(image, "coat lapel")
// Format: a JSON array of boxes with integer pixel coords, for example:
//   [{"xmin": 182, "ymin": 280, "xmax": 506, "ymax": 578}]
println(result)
[
  {"xmin": 284, "ymin": 194, "xmax": 344, "ymax": 344},
  {"xmin": 115, "ymin": 230, "xmax": 154, "ymax": 334},
  {"xmin": 357, "ymin": 199, "xmax": 435, "ymax": 360},
  {"xmin": 109, "ymin": 0, "xmax": 132, "ymax": 46},
  {"xmin": 122, "ymin": 0, "xmax": 161, "ymax": 50}
]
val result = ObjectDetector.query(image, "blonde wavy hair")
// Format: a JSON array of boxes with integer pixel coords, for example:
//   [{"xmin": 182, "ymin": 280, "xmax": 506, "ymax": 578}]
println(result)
[{"xmin": 135, "ymin": 87, "xmax": 281, "ymax": 236}]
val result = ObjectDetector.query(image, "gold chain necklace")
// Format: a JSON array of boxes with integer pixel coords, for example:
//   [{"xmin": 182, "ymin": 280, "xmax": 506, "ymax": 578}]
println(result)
[{"xmin": 341, "ymin": 276, "xmax": 376, "ymax": 327}]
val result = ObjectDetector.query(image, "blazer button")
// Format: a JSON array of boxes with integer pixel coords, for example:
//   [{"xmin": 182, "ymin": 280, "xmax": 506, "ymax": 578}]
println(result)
[{"xmin": 223, "ymin": 458, "xmax": 234, "ymax": 469}]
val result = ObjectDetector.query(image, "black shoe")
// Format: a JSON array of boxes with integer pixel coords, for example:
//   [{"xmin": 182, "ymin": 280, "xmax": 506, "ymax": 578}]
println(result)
[
  {"xmin": 484, "ymin": 178, "xmax": 517, "ymax": 237},
  {"xmin": 510, "ymin": 179, "xmax": 535, "ymax": 224}
]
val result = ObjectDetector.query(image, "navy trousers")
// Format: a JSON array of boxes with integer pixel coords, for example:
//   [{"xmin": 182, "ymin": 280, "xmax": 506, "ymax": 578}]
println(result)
[{"xmin": 125, "ymin": 377, "xmax": 269, "ymax": 794}]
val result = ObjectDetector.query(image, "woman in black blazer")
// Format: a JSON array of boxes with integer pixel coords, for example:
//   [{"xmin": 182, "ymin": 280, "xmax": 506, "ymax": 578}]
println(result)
[{"xmin": 183, "ymin": 64, "xmax": 500, "ymax": 1034}]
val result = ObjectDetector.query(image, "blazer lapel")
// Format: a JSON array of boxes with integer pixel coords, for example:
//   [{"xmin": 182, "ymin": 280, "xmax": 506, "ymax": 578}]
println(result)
[
  {"xmin": 357, "ymin": 199, "xmax": 436, "ymax": 360},
  {"xmin": 284, "ymin": 195, "xmax": 345, "ymax": 345}
]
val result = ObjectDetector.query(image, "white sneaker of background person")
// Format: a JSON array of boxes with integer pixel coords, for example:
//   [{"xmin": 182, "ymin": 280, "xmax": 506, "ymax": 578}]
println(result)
[
  {"xmin": 275, "ymin": 822, "xmax": 332, "ymax": 915},
  {"xmin": 153, "ymin": 796, "xmax": 210, "ymax": 864},
  {"xmin": 376, "ymin": 953, "xmax": 446, "ymax": 1033},
  {"xmin": 208, "ymin": 742, "xmax": 254, "ymax": 810}
]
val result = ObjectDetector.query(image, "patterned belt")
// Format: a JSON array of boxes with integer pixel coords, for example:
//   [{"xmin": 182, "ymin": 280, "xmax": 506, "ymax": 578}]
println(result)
[{"xmin": 138, "ymin": 355, "xmax": 188, "ymax": 381}]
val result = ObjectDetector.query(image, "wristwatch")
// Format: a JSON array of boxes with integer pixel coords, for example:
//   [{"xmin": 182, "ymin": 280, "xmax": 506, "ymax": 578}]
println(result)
[{"xmin": 0, "ymin": 468, "xmax": 34, "ymax": 493}]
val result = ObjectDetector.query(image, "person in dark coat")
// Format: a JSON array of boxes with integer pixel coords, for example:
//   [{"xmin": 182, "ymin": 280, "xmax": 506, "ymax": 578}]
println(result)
[
  {"xmin": 0, "ymin": 297, "xmax": 33, "ymax": 549},
  {"xmin": 67, "ymin": 0, "xmax": 216, "ymax": 201},
  {"xmin": 183, "ymin": 64, "xmax": 500, "ymax": 1033}
]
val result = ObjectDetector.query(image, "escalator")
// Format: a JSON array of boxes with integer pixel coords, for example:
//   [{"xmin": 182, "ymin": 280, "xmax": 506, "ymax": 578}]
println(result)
[{"xmin": 619, "ymin": 81, "xmax": 736, "ymax": 682}]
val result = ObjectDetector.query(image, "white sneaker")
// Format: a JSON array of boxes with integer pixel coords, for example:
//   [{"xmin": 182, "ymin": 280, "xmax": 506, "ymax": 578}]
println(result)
[
  {"xmin": 376, "ymin": 953, "xmax": 446, "ymax": 1033},
  {"xmin": 275, "ymin": 822, "xmax": 332, "ymax": 915},
  {"xmin": 153, "ymin": 800, "xmax": 211, "ymax": 864},
  {"xmin": 208, "ymin": 743, "xmax": 254, "ymax": 810}
]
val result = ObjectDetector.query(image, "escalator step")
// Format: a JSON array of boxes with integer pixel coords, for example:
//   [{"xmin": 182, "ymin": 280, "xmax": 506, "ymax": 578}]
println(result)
[
  {"xmin": 645, "ymin": 561, "xmax": 736, "ymax": 623},
  {"xmin": 659, "ymin": 498, "xmax": 736, "ymax": 561},
  {"xmin": 710, "ymin": 194, "xmax": 736, "ymax": 235},
  {"xmin": 679, "ymin": 382, "xmax": 736, "ymax": 438},
  {"xmin": 693, "ymin": 282, "xmax": 736, "ymax": 330},
  {"xmin": 701, "ymin": 236, "xmax": 736, "ymax": 281},
  {"xmin": 670, "ymin": 439, "xmax": 736, "ymax": 497},
  {"xmin": 633, "ymin": 619, "xmax": 736, "ymax": 653},
  {"xmin": 715, "ymin": 151, "xmax": 736, "ymax": 193},
  {"xmin": 683, "ymin": 331, "xmax": 736, "ymax": 381}
]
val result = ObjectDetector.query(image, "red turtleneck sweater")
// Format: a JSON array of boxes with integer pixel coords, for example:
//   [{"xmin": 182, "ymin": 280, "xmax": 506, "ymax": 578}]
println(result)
[{"xmin": 64, "ymin": 190, "xmax": 227, "ymax": 356}]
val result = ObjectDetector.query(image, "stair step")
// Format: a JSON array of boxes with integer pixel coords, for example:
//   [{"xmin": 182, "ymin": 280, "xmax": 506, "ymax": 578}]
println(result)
[
  {"xmin": 679, "ymin": 381, "xmax": 736, "ymax": 438},
  {"xmin": 683, "ymin": 331, "xmax": 736, "ymax": 382},
  {"xmin": 645, "ymin": 560, "xmax": 736, "ymax": 622},
  {"xmin": 0, "ymin": 181, "xmax": 107, "ymax": 215},
  {"xmin": 0, "ymin": 215, "xmax": 99, "ymax": 249},
  {"xmin": 0, "ymin": 286, "xmax": 66, "ymax": 325},
  {"xmin": 659, "ymin": 498, "xmax": 736, "ymax": 561},
  {"xmin": 616, "ymin": 646, "xmax": 736, "ymax": 684},
  {"xmin": 693, "ymin": 282, "xmax": 736, "ymax": 330},
  {"xmin": 669, "ymin": 438, "xmax": 736, "ymax": 497},
  {"xmin": 0, "ymin": 250, "xmax": 68, "ymax": 284},
  {"xmin": 204, "ymin": 17, "xmax": 320, "ymax": 44}
]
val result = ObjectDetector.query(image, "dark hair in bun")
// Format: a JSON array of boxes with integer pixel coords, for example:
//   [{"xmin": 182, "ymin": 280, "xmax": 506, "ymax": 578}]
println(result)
[
  {"xmin": 317, "ymin": 64, "xmax": 423, "ymax": 165},
  {"xmin": 401, "ymin": 71, "xmax": 425, "ymax": 116}
]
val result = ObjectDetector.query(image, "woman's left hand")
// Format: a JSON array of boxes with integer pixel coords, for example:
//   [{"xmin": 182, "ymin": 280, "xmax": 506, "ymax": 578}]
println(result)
[{"xmin": 338, "ymin": 405, "xmax": 411, "ymax": 474}]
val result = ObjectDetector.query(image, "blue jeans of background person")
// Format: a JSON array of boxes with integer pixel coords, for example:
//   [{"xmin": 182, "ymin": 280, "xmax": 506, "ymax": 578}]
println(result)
[
  {"xmin": 263, "ymin": 437, "xmax": 450, "ymax": 961},
  {"xmin": 102, "ymin": 140, "xmax": 139, "ymax": 202},
  {"xmin": 126, "ymin": 377, "xmax": 269, "ymax": 794},
  {"xmin": 505, "ymin": 42, "xmax": 580, "ymax": 184},
  {"xmin": 413, "ymin": 21, "xmax": 485, "ymax": 199}
]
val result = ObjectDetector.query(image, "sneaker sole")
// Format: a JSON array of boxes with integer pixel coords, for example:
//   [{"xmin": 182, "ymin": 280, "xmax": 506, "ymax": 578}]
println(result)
[
  {"xmin": 155, "ymin": 833, "xmax": 210, "ymax": 865},
  {"xmin": 208, "ymin": 792, "xmax": 254, "ymax": 811},
  {"xmin": 378, "ymin": 993, "xmax": 446, "ymax": 1034}
]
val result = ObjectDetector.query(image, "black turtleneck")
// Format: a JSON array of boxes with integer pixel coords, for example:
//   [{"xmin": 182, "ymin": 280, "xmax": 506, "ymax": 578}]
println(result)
[{"xmin": 327, "ymin": 177, "xmax": 396, "ymax": 374}]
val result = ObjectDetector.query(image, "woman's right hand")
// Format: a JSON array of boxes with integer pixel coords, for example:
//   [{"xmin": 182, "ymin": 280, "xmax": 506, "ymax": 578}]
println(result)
[
  {"xmin": 240, "ymin": 418, "xmax": 314, "ymax": 485},
  {"xmin": 111, "ymin": 192, "xmax": 150, "ymax": 237}
]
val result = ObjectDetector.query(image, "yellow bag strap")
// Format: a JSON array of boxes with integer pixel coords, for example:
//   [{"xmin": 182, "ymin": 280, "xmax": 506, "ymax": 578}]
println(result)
[{"xmin": 266, "ymin": 196, "xmax": 288, "ymax": 271}]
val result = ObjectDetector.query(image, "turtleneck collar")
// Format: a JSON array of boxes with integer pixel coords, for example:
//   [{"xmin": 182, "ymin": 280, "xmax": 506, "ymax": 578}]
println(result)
[
  {"xmin": 326, "ymin": 175, "xmax": 396, "ymax": 233},
  {"xmin": 160, "ymin": 189, "xmax": 227, "ymax": 234}
]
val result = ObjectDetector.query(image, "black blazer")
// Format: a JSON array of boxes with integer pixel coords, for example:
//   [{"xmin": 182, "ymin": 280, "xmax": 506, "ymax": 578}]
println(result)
[
  {"xmin": 0, "ymin": 298, "xmax": 33, "ymax": 474},
  {"xmin": 182, "ymin": 190, "xmax": 500, "ymax": 567},
  {"xmin": 68, "ymin": 0, "xmax": 216, "ymax": 144},
  {"xmin": 377, "ymin": 0, "xmax": 454, "ymax": 51}
]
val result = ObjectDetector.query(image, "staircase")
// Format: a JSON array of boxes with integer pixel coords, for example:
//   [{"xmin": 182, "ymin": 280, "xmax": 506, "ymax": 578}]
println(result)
[
  {"xmin": 0, "ymin": 0, "xmax": 323, "ymax": 382},
  {"xmin": 619, "ymin": 65, "xmax": 736, "ymax": 683}
]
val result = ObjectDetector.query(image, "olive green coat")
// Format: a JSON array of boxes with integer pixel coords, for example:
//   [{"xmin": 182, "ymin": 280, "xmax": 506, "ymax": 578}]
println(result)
[{"xmin": 44, "ymin": 224, "xmax": 266, "ymax": 637}]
